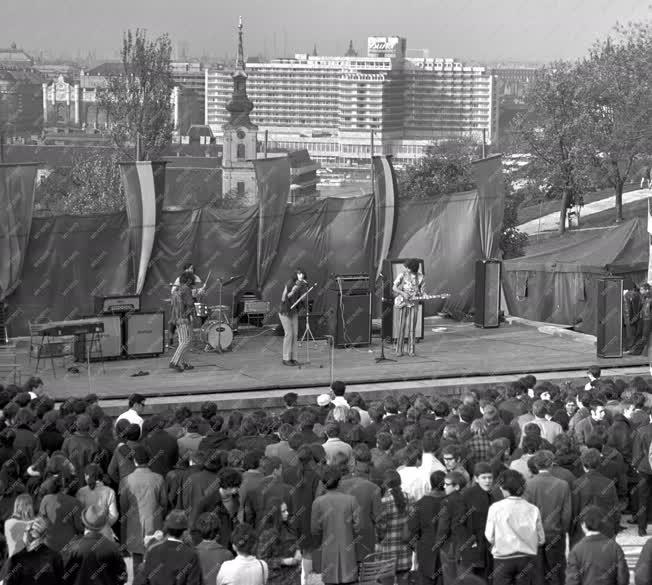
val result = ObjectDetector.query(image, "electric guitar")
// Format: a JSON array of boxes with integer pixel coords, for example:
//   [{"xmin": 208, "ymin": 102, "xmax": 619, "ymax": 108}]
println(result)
[{"xmin": 394, "ymin": 293, "xmax": 450, "ymax": 309}]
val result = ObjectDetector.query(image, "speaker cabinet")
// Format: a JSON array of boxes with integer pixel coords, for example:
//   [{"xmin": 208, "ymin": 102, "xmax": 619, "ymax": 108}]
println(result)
[
  {"xmin": 382, "ymin": 258, "xmax": 425, "ymax": 341},
  {"xmin": 596, "ymin": 277, "xmax": 623, "ymax": 358},
  {"xmin": 327, "ymin": 291, "xmax": 372, "ymax": 348},
  {"xmin": 125, "ymin": 312, "xmax": 165, "ymax": 357},
  {"xmin": 474, "ymin": 259, "xmax": 502, "ymax": 328}
]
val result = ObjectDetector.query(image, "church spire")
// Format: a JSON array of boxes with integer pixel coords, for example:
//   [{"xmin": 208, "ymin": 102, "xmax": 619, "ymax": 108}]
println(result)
[{"xmin": 225, "ymin": 16, "xmax": 255, "ymax": 128}]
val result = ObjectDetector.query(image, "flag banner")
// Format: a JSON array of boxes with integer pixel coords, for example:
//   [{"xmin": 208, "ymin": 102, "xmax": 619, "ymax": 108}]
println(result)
[
  {"xmin": 647, "ymin": 197, "xmax": 652, "ymax": 283},
  {"xmin": 0, "ymin": 163, "xmax": 38, "ymax": 300},
  {"xmin": 372, "ymin": 155, "xmax": 398, "ymax": 278},
  {"xmin": 119, "ymin": 161, "xmax": 166, "ymax": 294},
  {"xmin": 254, "ymin": 156, "xmax": 291, "ymax": 288}
]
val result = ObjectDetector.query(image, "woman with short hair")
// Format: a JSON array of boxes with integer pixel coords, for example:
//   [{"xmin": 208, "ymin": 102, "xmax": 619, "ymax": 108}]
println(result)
[{"xmin": 216, "ymin": 523, "xmax": 269, "ymax": 585}]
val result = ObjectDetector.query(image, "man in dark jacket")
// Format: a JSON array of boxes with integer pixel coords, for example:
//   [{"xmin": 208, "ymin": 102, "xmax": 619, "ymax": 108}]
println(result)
[
  {"xmin": 524, "ymin": 451, "xmax": 572, "ymax": 585},
  {"xmin": 566, "ymin": 505, "xmax": 628, "ymax": 585},
  {"xmin": 63, "ymin": 505, "xmax": 127, "ymax": 585},
  {"xmin": 61, "ymin": 414, "xmax": 98, "ymax": 484},
  {"xmin": 571, "ymin": 449, "xmax": 620, "ymax": 546},
  {"xmin": 143, "ymin": 414, "xmax": 179, "ymax": 477},
  {"xmin": 436, "ymin": 471, "xmax": 474, "ymax": 585},
  {"xmin": 198, "ymin": 415, "xmax": 236, "ymax": 452},
  {"xmin": 631, "ymin": 412, "xmax": 652, "ymax": 535},
  {"xmin": 243, "ymin": 456, "xmax": 294, "ymax": 530},
  {"xmin": 135, "ymin": 511, "xmax": 203, "ymax": 585},
  {"xmin": 462, "ymin": 462, "xmax": 503, "ymax": 579},
  {"xmin": 409, "ymin": 470, "xmax": 446, "ymax": 585}
]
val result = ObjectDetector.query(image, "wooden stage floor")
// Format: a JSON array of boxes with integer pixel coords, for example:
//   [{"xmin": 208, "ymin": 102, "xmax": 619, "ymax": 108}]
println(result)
[{"xmin": 14, "ymin": 318, "xmax": 648, "ymax": 402}]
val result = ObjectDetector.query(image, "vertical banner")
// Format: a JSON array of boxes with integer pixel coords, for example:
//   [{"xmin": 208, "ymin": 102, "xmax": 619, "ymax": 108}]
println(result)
[
  {"xmin": 372, "ymin": 155, "xmax": 398, "ymax": 278},
  {"xmin": 471, "ymin": 154, "xmax": 505, "ymax": 259},
  {"xmin": 0, "ymin": 163, "xmax": 38, "ymax": 300},
  {"xmin": 254, "ymin": 156, "xmax": 291, "ymax": 288},
  {"xmin": 119, "ymin": 161, "xmax": 167, "ymax": 295},
  {"xmin": 647, "ymin": 197, "xmax": 652, "ymax": 284}
]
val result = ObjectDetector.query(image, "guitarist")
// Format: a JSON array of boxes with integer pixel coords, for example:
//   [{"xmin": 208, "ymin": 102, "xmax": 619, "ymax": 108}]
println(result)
[{"xmin": 393, "ymin": 258, "xmax": 425, "ymax": 356}]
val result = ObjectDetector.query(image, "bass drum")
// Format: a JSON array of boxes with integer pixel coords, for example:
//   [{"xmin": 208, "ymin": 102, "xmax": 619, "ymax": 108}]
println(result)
[{"xmin": 200, "ymin": 320, "xmax": 233, "ymax": 351}]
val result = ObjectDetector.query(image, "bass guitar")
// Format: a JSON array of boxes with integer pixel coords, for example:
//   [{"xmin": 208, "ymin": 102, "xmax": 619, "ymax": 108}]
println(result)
[{"xmin": 394, "ymin": 293, "xmax": 450, "ymax": 309}]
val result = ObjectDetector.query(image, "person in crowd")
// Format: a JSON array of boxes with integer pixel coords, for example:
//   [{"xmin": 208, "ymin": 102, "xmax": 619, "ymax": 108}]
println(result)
[
  {"xmin": 441, "ymin": 445, "xmax": 471, "ymax": 486},
  {"xmin": 135, "ymin": 510, "xmax": 203, "ymax": 585},
  {"xmin": 61, "ymin": 414, "xmax": 98, "ymax": 483},
  {"xmin": 5, "ymin": 517, "xmax": 64, "ymax": 585},
  {"xmin": 4, "ymin": 493, "xmax": 34, "ymax": 558},
  {"xmin": 38, "ymin": 473, "xmax": 83, "ymax": 555},
  {"xmin": 63, "ymin": 504, "xmax": 127, "ymax": 585},
  {"xmin": 375, "ymin": 469, "xmax": 413, "ymax": 585},
  {"xmin": 257, "ymin": 501, "xmax": 302, "ymax": 585},
  {"xmin": 178, "ymin": 416, "xmax": 206, "ymax": 462},
  {"xmin": 566, "ymin": 505, "xmax": 629, "ymax": 585},
  {"xmin": 265, "ymin": 422, "xmax": 298, "ymax": 467},
  {"xmin": 571, "ymin": 448, "xmax": 621, "ymax": 544},
  {"xmin": 322, "ymin": 421, "xmax": 353, "ymax": 465},
  {"xmin": 194, "ymin": 512, "xmax": 234, "ymax": 585},
  {"xmin": 463, "ymin": 462, "xmax": 503, "ymax": 580},
  {"xmin": 632, "ymin": 407, "xmax": 652, "ymax": 535},
  {"xmin": 120, "ymin": 445, "xmax": 167, "ymax": 572},
  {"xmin": 485, "ymin": 469, "xmax": 545, "ymax": 585},
  {"xmin": 75, "ymin": 463, "xmax": 118, "ymax": 541},
  {"xmin": 436, "ymin": 470, "xmax": 473, "ymax": 585},
  {"xmin": 311, "ymin": 465, "xmax": 360, "ymax": 585},
  {"xmin": 115, "ymin": 393, "xmax": 146, "ymax": 429},
  {"xmin": 524, "ymin": 451, "xmax": 572, "ymax": 585},
  {"xmin": 509, "ymin": 435, "xmax": 540, "ymax": 481},
  {"xmin": 143, "ymin": 414, "xmax": 180, "ymax": 476},
  {"xmin": 243, "ymin": 456, "xmax": 293, "ymax": 530},
  {"xmin": 107, "ymin": 422, "xmax": 140, "ymax": 484},
  {"xmin": 574, "ymin": 401, "xmax": 609, "ymax": 448},
  {"xmin": 216, "ymin": 523, "xmax": 269, "ymax": 585}
]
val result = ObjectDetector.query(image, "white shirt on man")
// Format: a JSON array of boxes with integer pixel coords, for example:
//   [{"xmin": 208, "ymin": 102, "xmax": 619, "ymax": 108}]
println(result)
[
  {"xmin": 115, "ymin": 408, "xmax": 143, "ymax": 429},
  {"xmin": 216, "ymin": 555, "xmax": 269, "ymax": 585},
  {"xmin": 485, "ymin": 496, "xmax": 545, "ymax": 559}
]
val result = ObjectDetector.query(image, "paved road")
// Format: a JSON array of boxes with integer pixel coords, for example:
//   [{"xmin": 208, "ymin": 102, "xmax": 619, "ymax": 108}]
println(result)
[{"xmin": 518, "ymin": 188, "xmax": 651, "ymax": 235}]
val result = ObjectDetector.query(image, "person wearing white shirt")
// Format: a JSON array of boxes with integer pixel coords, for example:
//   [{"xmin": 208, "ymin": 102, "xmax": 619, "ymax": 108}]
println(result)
[
  {"xmin": 330, "ymin": 380, "xmax": 349, "ymax": 409},
  {"xmin": 115, "ymin": 393, "xmax": 145, "ymax": 430},
  {"xmin": 419, "ymin": 432, "xmax": 446, "ymax": 485},
  {"xmin": 398, "ymin": 445, "xmax": 430, "ymax": 501},
  {"xmin": 584, "ymin": 365, "xmax": 601, "ymax": 390},
  {"xmin": 216, "ymin": 524, "xmax": 268, "ymax": 585},
  {"xmin": 485, "ymin": 469, "xmax": 544, "ymax": 585}
]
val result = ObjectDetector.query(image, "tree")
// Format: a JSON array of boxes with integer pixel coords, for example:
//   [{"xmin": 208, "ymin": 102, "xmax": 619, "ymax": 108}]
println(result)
[
  {"xmin": 397, "ymin": 138, "xmax": 477, "ymax": 199},
  {"xmin": 98, "ymin": 29, "xmax": 174, "ymax": 161},
  {"xmin": 501, "ymin": 180, "xmax": 528, "ymax": 259},
  {"xmin": 510, "ymin": 62, "xmax": 587, "ymax": 234},
  {"xmin": 577, "ymin": 32, "xmax": 652, "ymax": 222},
  {"xmin": 35, "ymin": 150, "xmax": 125, "ymax": 215}
]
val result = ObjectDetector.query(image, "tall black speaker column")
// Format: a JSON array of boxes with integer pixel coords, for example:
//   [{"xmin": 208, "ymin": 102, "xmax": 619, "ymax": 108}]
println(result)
[
  {"xmin": 596, "ymin": 276, "xmax": 623, "ymax": 358},
  {"xmin": 474, "ymin": 259, "xmax": 502, "ymax": 328},
  {"xmin": 326, "ymin": 275, "xmax": 371, "ymax": 348}
]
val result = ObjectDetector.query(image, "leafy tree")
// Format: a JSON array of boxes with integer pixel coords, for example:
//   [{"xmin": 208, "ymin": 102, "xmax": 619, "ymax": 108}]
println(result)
[
  {"xmin": 98, "ymin": 29, "xmax": 174, "ymax": 161},
  {"xmin": 501, "ymin": 180, "xmax": 528, "ymax": 259},
  {"xmin": 397, "ymin": 139, "xmax": 477, "ymax": 199},
  {"xmin": 577, "ymin": 32, "xmax": 652, "ymax": 222},
  {"xmin": 510, "ymin": 62, "xmax": 587, "ymax": 234},
  {"xmin": 34, "ymin": 150, "xmax": 125, "ymax": 215}
]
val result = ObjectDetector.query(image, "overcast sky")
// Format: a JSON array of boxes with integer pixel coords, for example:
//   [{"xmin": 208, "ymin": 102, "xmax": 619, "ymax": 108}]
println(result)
[{"xmin": 4, "ymin": 0, "xmax": 651, "ymax": 63}]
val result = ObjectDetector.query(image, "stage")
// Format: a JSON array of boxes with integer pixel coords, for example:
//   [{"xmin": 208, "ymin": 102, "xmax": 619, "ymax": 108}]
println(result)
[{"xmin": 11, "ymin": 317, "xmax": 648, "ymax": 403}]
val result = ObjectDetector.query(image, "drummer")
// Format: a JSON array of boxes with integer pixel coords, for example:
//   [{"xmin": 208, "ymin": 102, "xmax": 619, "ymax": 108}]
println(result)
[{"xmin": 169, "ymin": 264, "xmax": 205, "ymax": 348}]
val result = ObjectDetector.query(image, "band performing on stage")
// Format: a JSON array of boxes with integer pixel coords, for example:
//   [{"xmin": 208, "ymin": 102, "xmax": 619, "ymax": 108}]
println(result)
[{"xmin": 165, "ymin": 258, "xmax": 444, "ymax": 367}]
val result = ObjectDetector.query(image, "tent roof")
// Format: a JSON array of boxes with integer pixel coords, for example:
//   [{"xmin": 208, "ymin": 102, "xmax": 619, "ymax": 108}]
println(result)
[{"xmin": 504, "ymin": 217, "xmax": 649, "ymax": 274}]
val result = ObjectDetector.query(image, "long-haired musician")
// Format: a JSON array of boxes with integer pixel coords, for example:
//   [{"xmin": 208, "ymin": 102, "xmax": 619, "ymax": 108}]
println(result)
[
  {"xmin": 278, "ymin": 268, "xmax": 309, "ymax": 366},
  {"xmin": 393, "ymin": 258, "xmax": 425, "ymax": 356},
  {"xmin": 169, "ymin": 264, "xmax": 204, "ymax": 348},
  {"xmin": 169, "ymin": 272, "xmax": 195, "ymax": 372}
]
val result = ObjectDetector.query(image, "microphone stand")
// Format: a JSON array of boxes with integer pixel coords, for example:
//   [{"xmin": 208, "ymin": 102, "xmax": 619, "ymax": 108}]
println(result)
[
  {"xmin": 375, "ymin": 272, "xmax": 396, "ymax": 364},
  {"xmin": 292, "ymin": 283, "xmax": 316, "ymax": 364}
]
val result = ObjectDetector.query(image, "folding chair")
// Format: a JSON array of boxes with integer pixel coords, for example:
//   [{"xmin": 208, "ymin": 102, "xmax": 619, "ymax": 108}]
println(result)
[{"xmin": 357, "ymin": 553, "xmax": 397, "ymax": 585}]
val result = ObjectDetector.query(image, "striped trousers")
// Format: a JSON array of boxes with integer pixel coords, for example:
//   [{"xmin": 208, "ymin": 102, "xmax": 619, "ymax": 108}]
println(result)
[
  {"xmin": 170, "ymin": 321, "xmax": 191, "ymax": 366},
  {"xmin": 395, "ymin": 305, "xmax": 418, "ymax": 356}
]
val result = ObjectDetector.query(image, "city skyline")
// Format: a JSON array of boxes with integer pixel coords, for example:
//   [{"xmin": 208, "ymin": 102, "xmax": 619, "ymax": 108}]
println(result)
[{"xmin": 3, "ymin": 0, "xmax": 651, "ymax": 64}]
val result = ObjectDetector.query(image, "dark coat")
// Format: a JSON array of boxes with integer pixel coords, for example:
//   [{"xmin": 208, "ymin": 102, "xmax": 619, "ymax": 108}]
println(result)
[
  {"xmin": 283, "ymin": 465, "xmax": 321, "ymax": 552},
  {"xmin": 38, "ymin": 429, "xmax": 65, "ymax": 455},
  {"xmin": 635, "ymin": 536, "xmax": 652, "ymax": 585},
  {"xmin": 63, "ymin": 532, "xmax": 127, "ymax": 585},
  {"xmin": 38, "ymin": 493, "xmax": 84, "ymax": 553},
  {"xmin": 607, "ymin": 415, "xmax": 633, "ymax": 465},
  {"xmin": 293, "ymin": 428, "xmax": 322, "ymax": 445},
  {"xmin": 462, "ymin": 484, "xmax": 503, "ymax": 568},
  {"xmin": 524, "ymin": 472, "xmax": 572, "ymax": 536},
  {"xmin": 61, "ymin": 433, "xmax": 98, "ymax": 480},
  {"xmin": 408, "ymin": 493, "xmax": 444, "ymax": 580},
  {"xmin": 144, "ymin": 429, "xmax": 179, "ymax": 477},
  {"xmin": 13, "ymin": 427, "xmax": 39, "ymax": 473},
  {"xmin": 243, "ymin": 475, "xmax": 294, "ymax": 530},
  {"xmin": 5, "ymin": 544, "xmax": 64, "ymax": 585},
  {"xmin": 571, "ymin": 470, "xmax": 620, "ymax": 545},
  {"xmin": 191, "ymin": 490, "xmax": 239, "ymax": 550},
  {"xmin": 198, "ymin": 430, "xmax": 236, "ymax": 452},
  {"xmin": 182, "ymin": 468, "xmax": 219, "ymax": 516},
  {"xmin": 339, "ymin": 472, "xmax": 382, "ymax": 561},
  {"xmin": 632, "ymin": 423, "xmax": 652, "ymax": 474},
  {"xmin": 134, "ymin": 539, "xmax": 203, "ymax": 585},
  {"xmin": 435, "ymin": 491, "xmax": 473, "ymax": 561},
  {"xmin": 566, "ymin": 533, "xmax": 628, "ymax": 585}
]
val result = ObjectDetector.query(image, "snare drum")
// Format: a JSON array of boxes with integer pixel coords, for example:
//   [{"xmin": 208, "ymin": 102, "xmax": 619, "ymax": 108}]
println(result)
[
  {"xmin": 194, "ymin": 303, "xmax": 209, "ymax": 318},
  {"xmin": 200, "ymin": 320, "xmax": 233, "ymax": 351}
]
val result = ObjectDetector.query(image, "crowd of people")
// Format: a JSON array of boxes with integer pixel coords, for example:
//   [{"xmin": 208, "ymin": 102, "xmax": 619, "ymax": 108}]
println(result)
[{"xmin": 1, "ymin": 370, "xmax": 652, "ymax": 584}]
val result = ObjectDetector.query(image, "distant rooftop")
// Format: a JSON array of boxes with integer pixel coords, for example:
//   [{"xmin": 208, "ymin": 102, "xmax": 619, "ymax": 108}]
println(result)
[
  {"xmin": 84, "ymin": 62, "xmax": 124, "ymax": 76},
  {"xmin": 0, "ymin": 46, "xmax": 34, "ymax": 67}
]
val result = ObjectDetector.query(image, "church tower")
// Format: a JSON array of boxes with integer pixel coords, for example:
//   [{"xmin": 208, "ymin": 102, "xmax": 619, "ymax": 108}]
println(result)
[{"xmin": 222, "ymin": 17, "xmax": 259, "ymax": 203}]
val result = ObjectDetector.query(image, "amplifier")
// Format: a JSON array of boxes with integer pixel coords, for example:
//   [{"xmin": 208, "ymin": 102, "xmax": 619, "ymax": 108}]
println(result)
[
  {"xmin": 243, "ymin": 300, "xmax": 271, "ymax": 314},
  {"xmin": 333, "ymin": 274, "xmax": 370, "ymax": 295},
  {"xmin": 125, "ymin": 312, "xmax": 165, "ymax": 357},
  {"xmin": 95, "ymin": 295, "xmax": 141, "ymax": 314}
]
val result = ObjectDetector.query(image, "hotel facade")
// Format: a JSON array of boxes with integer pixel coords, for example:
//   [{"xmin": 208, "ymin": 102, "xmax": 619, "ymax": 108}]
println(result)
[{"xmin": 205, "ymin": 36, "xmax": 496, "ymax": 164}]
